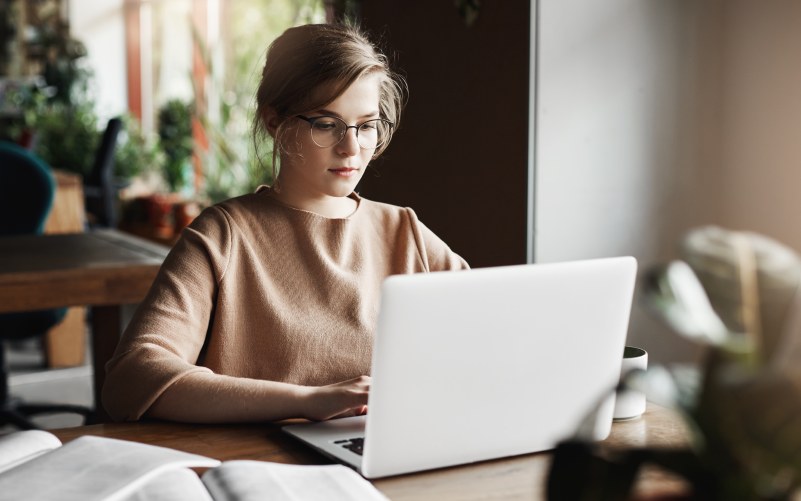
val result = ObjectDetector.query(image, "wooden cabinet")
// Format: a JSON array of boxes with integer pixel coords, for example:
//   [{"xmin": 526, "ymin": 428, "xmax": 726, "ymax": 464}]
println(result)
[
  {"xmin": 44, "ymin": 170, "xmax": 85, "ymax": 234},
  {"xmin": 43, "ymin": 169, "xmax": 86, "ymax": 368}
]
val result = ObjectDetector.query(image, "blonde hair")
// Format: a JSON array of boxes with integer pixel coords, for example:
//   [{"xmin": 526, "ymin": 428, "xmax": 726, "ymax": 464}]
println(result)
[{"xmin": 252, "ymin": 24, "xmax": 407, "ymax": 184}]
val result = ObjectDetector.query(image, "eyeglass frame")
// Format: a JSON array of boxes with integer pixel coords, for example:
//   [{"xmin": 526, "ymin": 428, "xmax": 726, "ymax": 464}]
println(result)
[{"xmin": 295, "ymin": 115, "xmax": 394, "ymax": 149}]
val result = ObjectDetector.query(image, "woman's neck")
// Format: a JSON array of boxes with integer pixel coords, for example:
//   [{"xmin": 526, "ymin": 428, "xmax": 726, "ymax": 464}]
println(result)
[{"xmin": 268, "ymin": 182, "xmax": 358, "ymax": 219}]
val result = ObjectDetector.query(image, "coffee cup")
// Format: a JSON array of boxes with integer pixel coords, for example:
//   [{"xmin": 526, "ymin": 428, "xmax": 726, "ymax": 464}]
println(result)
[{"xmin": 613, "ymin": 346, "xmax": 648, "ymax": 421}]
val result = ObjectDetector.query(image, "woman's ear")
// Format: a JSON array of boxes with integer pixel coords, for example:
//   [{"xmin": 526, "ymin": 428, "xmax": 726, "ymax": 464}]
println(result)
[{"xmin": 263, "ymin": 108, "xmax": 281, "ymax": 138}]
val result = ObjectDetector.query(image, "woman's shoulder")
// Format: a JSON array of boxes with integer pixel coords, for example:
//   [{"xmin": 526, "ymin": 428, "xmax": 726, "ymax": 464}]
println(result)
[
  {"xmin": 357, "ymin": 197, "xmax": 469, "ymax": 271},
  {"xmin": 176, "ymin": 190, "xmax": 282, "ymax": 250},
  {"xmin": 356, "ymin": 196, "xmax": 417, "ymax": 225},
  {"xmin": 205, "ymin": 188, "xmax": 285, "ymax": 224}
]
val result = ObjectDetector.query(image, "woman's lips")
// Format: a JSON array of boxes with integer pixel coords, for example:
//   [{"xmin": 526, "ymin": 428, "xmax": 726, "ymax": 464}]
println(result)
[{"xmin": 329, "ymin": 168, "xmax": 358, "ymax": 178}]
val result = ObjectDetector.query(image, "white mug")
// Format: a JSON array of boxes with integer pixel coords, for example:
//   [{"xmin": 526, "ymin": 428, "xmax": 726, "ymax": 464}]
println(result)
[{"xmin": 613, "ymin": 346, "xmax": 648, "ymax": 421}]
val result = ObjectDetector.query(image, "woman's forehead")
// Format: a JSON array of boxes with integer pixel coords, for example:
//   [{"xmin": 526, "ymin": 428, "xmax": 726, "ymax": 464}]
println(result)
[{"xmin": 310, "ymin": 74, "xmax": 381, "ymax": 116}]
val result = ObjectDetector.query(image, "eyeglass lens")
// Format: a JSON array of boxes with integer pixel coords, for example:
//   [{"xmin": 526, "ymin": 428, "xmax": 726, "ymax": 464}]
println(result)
[{"xmin": 310, "ymin": 118, "xmax": 390, "ymax": 149}]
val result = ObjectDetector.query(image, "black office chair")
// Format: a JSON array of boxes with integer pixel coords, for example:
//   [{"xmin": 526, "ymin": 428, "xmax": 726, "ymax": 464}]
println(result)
[
  {"xmin": 84, "ymin": 117, "xmax": 125, "ymax": 228},
  {"xmin": 0, "ymin": 141, "xmax": 93, "ymax": 430}
]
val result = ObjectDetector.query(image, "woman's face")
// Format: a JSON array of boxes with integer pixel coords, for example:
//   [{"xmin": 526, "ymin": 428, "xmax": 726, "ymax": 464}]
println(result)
[{"xmin": 279, "ymin": 74, "xmax": 381, "ymax": 199}]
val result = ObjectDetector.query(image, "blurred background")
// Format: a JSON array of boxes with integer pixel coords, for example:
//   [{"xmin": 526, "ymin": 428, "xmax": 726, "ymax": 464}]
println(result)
[
  {"xmin": 0, "ymin": 0, "xmax": 329, "ymax": 218},
  {"xmin": 0, "ymin": 0, "xmax": 330, "ymax": 431}
]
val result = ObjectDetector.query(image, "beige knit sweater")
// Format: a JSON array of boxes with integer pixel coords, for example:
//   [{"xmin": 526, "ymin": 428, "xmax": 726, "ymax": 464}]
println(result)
[{"xmin": 102, "ymin": 188, "xmax": 469, "ymax": 422}]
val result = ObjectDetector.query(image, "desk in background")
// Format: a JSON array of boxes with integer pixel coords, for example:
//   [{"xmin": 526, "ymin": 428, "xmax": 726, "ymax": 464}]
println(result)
[
  {"xmin": 51, "ymin": 403, "xmax": 691, "ymax": 501},
  {"xmin": 0, "ymin": 230, "xmax": 170, "ymax": 422}
]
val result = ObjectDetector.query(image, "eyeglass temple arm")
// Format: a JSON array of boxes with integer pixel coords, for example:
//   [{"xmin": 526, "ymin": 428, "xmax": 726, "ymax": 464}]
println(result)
[{"xmin": 296, "ymin": 115, "xmax": 393, "ymax": 126}]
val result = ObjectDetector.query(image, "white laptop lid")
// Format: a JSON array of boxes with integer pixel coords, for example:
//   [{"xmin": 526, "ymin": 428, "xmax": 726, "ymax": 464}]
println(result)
[{"xmin": 361, "ymin": 257, "xmax": 637, "ymax": 478}]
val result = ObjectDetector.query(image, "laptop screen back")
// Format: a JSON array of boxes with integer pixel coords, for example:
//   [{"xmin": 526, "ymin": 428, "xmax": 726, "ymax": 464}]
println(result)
[{"xmin": 361, "ymin": 257, "xmax": 637, "ymax": 478}]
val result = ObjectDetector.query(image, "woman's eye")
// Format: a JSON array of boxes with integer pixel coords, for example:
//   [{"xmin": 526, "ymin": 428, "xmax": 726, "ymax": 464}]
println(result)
[
  {"xmin": 314, "ymin": 122, "xmax": 338, "ymax": 131},
  {"xmin": 359, "ymin": 123, "xmax": 377, "ymax": 131}
]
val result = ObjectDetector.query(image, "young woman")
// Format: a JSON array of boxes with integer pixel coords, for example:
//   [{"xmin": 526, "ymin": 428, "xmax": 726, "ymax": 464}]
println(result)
[{"xmin": 102, "ymin": 24, "xmax": 468, "ymax": 423}]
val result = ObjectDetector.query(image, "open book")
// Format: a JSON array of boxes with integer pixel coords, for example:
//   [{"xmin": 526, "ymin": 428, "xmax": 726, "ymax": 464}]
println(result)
[{"xmin": 0, "ymin": 430, "xmax": 387, "ymax": 501}]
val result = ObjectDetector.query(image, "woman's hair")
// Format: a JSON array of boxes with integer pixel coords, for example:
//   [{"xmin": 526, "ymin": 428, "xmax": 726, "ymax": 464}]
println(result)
[{"xmin": 252, "ymin": 24, "xmax": 407, "ymax": 184}]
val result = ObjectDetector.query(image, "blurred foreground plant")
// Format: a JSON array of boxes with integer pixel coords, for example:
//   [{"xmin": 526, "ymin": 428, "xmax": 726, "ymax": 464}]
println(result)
[{"xmin": 548, "ymin": 227, "xmax": 801, "ymax": 501}]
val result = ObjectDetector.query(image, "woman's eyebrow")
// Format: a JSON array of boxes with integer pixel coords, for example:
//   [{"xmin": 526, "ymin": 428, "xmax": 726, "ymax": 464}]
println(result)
[{"xmin": 315, "ymin": 109, "xmax": 339, "ymax": 117}]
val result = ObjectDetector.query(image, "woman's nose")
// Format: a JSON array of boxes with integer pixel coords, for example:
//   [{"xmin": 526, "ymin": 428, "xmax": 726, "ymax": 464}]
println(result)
[{"xmin": 337, "ymin": 127, "xmax": 361, "ymax": 156}]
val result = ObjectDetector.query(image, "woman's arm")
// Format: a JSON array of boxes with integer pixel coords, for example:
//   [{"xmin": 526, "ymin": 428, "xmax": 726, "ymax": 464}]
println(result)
[
  {"xmin": 104, "ymin": 206, "xmax": 373, "ymax": 424},
  {"xmin": 102, "ymin": 208, "xmax": 231, "ymax": 422},
  {"xmin": 144, "ymin": 373, "xmax": 371, "ymax": 423}
]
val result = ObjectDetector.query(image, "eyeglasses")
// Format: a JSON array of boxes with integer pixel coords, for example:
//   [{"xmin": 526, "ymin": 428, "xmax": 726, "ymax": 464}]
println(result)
[{"xmin": 296, "ymin": 115, "xmax": 394, "ymax": 150}]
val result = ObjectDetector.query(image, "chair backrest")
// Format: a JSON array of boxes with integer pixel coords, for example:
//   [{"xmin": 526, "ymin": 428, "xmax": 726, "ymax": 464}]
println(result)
[
  {"xmin": 85, "ymin": 117, "xmax": 123, "ymax": 188},
  {"xmin": 0, "ymin": 141, "xmax": 56, "ymax": 236},
  {"xmin": 84, "ymin": 118, "xmax": 123, "ymax": 227}
]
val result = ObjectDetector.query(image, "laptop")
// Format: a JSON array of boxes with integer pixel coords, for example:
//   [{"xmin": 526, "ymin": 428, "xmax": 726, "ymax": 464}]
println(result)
[{"xmin": 283, "ymin": 256, "xmax": 638, "ymax": 478}]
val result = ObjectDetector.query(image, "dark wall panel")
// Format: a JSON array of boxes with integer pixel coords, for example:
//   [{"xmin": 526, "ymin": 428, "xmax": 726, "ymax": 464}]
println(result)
[{"xmin": 358, "ymin": 1, "xmax": 531, "ymax": 268}]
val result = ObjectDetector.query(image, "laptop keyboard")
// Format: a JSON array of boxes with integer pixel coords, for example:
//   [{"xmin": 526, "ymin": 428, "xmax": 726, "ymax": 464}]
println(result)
[{"xmin": 334, "ymin": 437, "xmax": 364, "ymax": 456}]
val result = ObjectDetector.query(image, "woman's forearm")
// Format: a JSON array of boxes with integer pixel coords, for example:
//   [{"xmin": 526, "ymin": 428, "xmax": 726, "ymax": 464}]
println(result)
[
  {"xmin": 144, "ymin": 372, "xmax": 312, "ymax": 423},
  {"xmin": 143, "ymin": 372, "xmax": 371, "ymax": 423}
]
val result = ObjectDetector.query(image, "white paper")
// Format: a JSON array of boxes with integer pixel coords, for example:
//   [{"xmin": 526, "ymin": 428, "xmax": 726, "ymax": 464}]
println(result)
[
  {"xmin": 122, "ymin": 468, "xmax": 214, "ymax": 501},
  {"xmin": 202, "ymin": 461, "xmax": 388, "ymax": 501},
  {"xmin": 0, "ymin": 435, "xmax": 220, "ymax": 501},
  {"xmin": 0, "ymin": 430, "xmax": 62, "ymax": 474}
]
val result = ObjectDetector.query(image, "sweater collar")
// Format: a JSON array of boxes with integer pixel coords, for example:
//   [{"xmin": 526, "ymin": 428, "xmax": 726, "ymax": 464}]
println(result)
[{"xmin": 255, "ymin": 185, "xmax": 361, "ymax": 220}]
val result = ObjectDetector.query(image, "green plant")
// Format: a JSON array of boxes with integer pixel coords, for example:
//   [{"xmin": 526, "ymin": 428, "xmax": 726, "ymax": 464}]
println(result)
[
  {"xmin": 203, "ymin": 147, "xmax": 273, "ymax": 205},
  {"xmin": 33, "ymin": 102, "xmax": 100, "ymax": 177},
  {"xmin": 0, "ymin": 10, "xmax": 102, "ymax": 179},
  {"xmin": 157, "ymin": 99, "xmax": 195, "ymax": 193},
  {"xmin": 2, "ymin": 80, "xmax": 48, "ymax": 141},
  {"xmin": 115, "ymin": 113, "xmax": 164, "ymax": 180},
  {"xmin": 37, "ymin": 18, "xmax": 92, "ymax": 105},
  {"xmin": 2, "ymin": 11, "xmax": 167, "ymax": 188}
]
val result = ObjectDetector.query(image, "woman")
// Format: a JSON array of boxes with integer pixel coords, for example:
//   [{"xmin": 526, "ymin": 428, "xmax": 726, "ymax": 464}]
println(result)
[{"xmin": 102, "ymin": 24, "xmax": 468, "ymax": 424}]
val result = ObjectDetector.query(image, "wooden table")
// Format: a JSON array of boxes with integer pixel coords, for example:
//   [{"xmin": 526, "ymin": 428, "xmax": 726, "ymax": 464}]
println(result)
[
  {"xmin": 51, "ymin": 403, "xmax": 692, "ymax": 500},
  {"xmin": 0, "ymin": 230, "xmax": 170, "ymax": 422}
]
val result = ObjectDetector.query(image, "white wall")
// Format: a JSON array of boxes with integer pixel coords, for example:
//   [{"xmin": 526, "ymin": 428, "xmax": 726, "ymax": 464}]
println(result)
[
  {"xmin": 533, "ymin": 0, "xmax": 725, "ymax": 364},
  {"xmin": 69, "ymin": 0, "xmax": 128, "ymax": 125},
  {"xmin": 155, "ymin": 0, "xmax": 193, "ymax": 106},
  {"xmin": 718, "ymin": 1, "xmax": 801, "ymax": 254}
]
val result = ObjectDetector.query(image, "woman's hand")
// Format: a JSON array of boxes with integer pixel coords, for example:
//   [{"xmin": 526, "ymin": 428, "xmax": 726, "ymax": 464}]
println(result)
[{"xmin": 301, "ymin": 375, "xmax": 371, "ymax": 421}]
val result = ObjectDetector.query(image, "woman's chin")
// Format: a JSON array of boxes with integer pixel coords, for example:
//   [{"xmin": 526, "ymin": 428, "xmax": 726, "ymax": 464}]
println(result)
[{"xmin": 324, "ymin": 177, "xmax": 362, "ymax": 197}]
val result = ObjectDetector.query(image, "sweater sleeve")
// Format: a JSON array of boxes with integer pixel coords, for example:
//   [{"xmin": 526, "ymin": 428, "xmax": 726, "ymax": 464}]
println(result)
[
  {"xmin": 101, "ymin": 206, "xmax": 232, "ymax": 422},
  {"xmin": 406, "ymin": 208, "xmax": 470, "ymax": 272}
]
